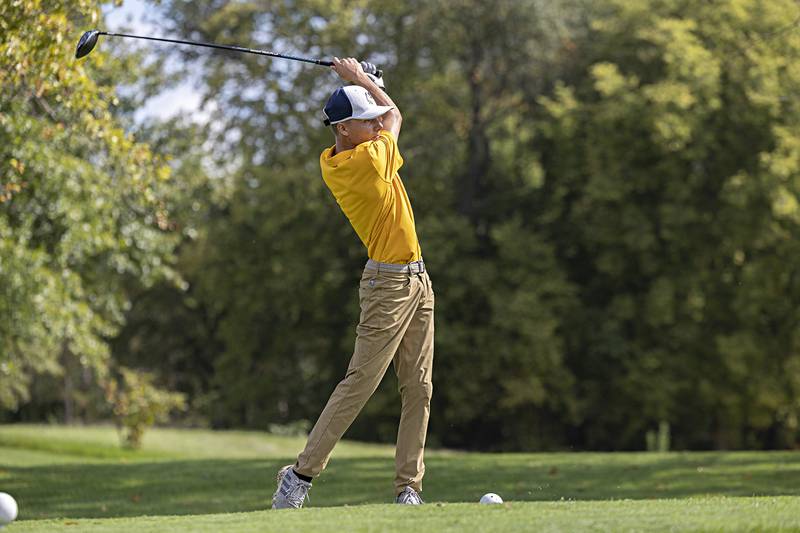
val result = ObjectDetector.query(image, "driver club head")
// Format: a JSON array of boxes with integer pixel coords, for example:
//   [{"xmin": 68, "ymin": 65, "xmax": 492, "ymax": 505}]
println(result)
[{"xmin": 75, "ymin": 30, "xmax": 101, "ymax": 59}]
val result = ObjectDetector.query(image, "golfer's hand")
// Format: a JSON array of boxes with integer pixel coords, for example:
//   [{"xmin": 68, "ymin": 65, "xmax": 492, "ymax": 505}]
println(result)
[{"xmin": 331, "ymin": 57, "xmax": 365, "ymax": 84}]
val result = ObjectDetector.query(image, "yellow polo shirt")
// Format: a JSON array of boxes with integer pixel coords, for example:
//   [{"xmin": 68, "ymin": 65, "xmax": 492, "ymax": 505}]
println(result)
[{"xmin": 320, "ymin": 130, "xmax": 421, "ymax": 264}]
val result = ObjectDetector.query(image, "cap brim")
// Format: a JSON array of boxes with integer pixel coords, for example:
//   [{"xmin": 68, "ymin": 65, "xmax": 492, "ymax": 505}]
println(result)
[
  {"xmin": 350, "ymin": 105, "xmax": 394, "ymax": 121},
  {"xmin": 327, "ymin": 105, "xmax": 394, "ymax": 125}
]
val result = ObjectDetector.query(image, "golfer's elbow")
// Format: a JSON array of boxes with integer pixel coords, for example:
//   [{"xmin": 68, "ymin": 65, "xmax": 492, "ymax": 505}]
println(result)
[{"xmin": 385, "ymin": 109, "xmax": 402, "ymax": 137}]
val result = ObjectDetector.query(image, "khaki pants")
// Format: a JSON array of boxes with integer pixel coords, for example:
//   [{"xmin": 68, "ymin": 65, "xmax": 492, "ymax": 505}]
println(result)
[{"xmin": 295, "ymin": 263, "xmax": 435, "ymax": 495}]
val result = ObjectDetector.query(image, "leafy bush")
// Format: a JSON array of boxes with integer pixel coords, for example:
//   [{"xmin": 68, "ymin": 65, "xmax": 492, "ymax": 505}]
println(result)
[{"xmin": 104, "ymin": 367, "xmax": 186, "ymax": 449}]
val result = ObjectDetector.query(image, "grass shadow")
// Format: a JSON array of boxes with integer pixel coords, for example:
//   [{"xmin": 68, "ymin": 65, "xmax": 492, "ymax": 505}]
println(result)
[
  {"xmin": 425, "ymin": 451, "xmax": 800, "ymax": 503},
  {"xmin": 4, "ymin": 451, "xmax": 800, "ymax": 520}
]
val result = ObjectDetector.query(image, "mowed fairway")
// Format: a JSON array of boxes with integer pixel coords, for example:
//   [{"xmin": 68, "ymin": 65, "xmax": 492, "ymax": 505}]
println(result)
[{"xmin": 1, "ymin": 425, "xmax": 799, "ymax": 532}]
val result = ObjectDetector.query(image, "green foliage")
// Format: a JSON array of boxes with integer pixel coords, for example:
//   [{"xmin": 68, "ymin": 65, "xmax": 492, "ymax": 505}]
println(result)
[
  {"xmin": 0, "ymin": 1, "xmax": 178, "ymax": 413},
  {"xmin": 104, "ymin": 368, "xmax": 186, "ymax": 449},
  {"xmin": 144, "ymin": 0, "xmax": 582, "ymax": 450},
  {"xmin": 8, "ymin": 0, "xmax": 800, "ymax": 452},
  {"xmin": 535, "ymin": 0, "xmax": 800, "ymax": 449},
  {"xmin": 112, "ymin": 0, "xmax": 800, "ymax": 451}
]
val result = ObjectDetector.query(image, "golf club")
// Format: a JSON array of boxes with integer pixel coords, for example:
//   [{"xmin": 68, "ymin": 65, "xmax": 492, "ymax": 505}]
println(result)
[{"xmin": 75, "ymin": 30, "xmax": 382, "ymax": 77}]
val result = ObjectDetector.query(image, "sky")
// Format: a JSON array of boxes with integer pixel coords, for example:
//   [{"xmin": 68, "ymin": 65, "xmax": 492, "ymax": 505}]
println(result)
[{"xmin": 104, "ymin": 0, "xmax": 204, "ymax": 122}]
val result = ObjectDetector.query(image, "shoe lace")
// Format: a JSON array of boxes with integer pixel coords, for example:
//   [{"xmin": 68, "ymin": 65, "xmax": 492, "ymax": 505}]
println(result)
[
  {"xmin": 398, "ymin": 488, "xmax": 423, "ymax": 504},
  {"xmin": 287, "ymin": 482, "xmax": 311, "ymax": 506}
]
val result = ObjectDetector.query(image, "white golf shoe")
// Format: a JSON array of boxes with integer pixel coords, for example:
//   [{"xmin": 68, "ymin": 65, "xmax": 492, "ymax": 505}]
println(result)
[
  {"xmin": 271, "ymin": 465, "xmax": 312, "ymax": 509},
  {"xmin": 395, "ymin": 486, "xmax": 424, "ymax": 505}
]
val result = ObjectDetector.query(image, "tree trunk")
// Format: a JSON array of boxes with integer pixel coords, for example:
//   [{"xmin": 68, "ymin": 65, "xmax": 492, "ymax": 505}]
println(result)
[
  {"xmin": 62, "ymin": 344, "xmax": 74, "ymax": 424},
  {"xmin": 459, "ymin": 60, "xmax": 491, "ymax": 227}
]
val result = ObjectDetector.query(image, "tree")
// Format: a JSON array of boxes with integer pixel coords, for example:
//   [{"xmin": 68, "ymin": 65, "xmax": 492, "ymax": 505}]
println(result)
[
  {"xmin": 0, "ymin": 0, "xmax": 179, "ymax": 421},
  {"xmin": 147, "ymin": 0, "xmax": 581, "ymax": 449},
  {"xmin": 536, "ymin": 0, "xmax": 800, "ymax": 448},
  {"xmin": 88, "ymin": 0, "xmax": 800, "ymax": 451}
]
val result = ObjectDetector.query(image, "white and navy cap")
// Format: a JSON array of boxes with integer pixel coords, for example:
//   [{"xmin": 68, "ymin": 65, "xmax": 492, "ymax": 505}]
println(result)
[{"xmin": 323, "ymin": 85, "xmax": 393, "ymax": 126}]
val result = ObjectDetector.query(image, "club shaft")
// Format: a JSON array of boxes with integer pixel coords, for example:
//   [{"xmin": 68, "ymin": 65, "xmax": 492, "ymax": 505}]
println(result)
[{"xmin": 100, "ymin": 31, "xmax": 333, "ymax": 66}]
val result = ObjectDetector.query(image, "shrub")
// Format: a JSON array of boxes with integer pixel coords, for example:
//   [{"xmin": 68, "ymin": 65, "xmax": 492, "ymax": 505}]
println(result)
[{"xmin": 104, "ymin": 367, "xmax": 186, "ymax": 449}]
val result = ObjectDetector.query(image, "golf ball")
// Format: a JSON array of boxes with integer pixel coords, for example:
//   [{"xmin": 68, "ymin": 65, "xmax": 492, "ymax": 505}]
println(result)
[
  {"xmin": 480, "ymin": 492, "xmax": 503, "ymax": 504},
  {"xmin": 0, "ymin": 492, "xmax": 17, "ymax": 526}
]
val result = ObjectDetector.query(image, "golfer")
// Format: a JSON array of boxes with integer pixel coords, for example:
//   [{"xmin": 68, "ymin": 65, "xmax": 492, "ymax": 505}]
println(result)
[{"xmin": 272, "ymin": 57, "xmax": 434, "ymax": 508}]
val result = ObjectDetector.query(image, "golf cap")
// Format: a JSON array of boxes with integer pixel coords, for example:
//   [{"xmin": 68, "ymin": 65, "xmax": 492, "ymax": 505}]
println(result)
[{"xmin": 323, "ymin": 85, "xmax": 393, "ymax": 126}]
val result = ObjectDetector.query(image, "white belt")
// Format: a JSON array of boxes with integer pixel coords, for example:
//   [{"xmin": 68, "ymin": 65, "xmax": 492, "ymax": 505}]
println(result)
[{"xmin": 365, "ymin": 258, "xmax": 425, "ymax": 274}]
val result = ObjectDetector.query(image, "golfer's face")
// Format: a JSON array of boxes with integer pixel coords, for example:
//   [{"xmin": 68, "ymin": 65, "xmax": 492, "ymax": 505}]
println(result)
[{"xmin": 347, "ymin": 117, "xmax": 383, "ymax": 144}]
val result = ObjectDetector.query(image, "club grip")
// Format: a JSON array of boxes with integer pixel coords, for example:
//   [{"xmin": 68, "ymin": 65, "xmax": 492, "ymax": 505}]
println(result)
[
  {"xmin": 360, "ymin": 61, "xmax": 383, "ymax": 79},
  {"xmin": 325, "ymin": 59, "xmax": 383, "ymax": 77}
]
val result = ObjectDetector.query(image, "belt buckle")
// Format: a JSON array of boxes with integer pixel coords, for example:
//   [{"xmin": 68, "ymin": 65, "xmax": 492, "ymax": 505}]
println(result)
[{"xmin": 408, "ymin": 261, "xmax": 423, "ymax": 274}]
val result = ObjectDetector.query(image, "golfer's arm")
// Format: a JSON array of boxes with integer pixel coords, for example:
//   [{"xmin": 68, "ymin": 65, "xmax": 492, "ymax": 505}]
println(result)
[{"xmin": 355, "ymin": 73, "xmax": 402, "ymax": 138}]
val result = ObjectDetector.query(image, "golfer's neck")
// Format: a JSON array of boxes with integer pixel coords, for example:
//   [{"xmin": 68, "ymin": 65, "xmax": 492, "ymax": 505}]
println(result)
[{"xmin": 335, "ymin": 137, "xmax": 356, "ymax": 155}]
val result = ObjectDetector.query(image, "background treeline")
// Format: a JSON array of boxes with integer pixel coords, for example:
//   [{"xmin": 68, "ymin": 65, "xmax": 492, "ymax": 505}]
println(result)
[{"xmin": 3, "ymin": 0, "xmax": 800, "ymax": 451}]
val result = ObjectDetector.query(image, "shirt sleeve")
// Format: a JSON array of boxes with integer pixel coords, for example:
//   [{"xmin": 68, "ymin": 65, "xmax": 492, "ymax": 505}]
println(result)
[{"xmin": 366, "ymin": 130, "xmax": 404, "ymax": 182}]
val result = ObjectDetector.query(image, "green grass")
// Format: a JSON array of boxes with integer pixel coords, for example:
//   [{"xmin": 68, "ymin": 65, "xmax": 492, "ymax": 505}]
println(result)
[{"xmin": 2, "ymin": 424, "xmax": 800, "ymax": 532}]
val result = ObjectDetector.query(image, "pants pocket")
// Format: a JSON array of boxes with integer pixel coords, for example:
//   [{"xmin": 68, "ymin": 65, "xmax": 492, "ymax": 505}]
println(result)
[{"xmin": 358, "ymin": 272, "xmax": 412, "ymax": 331}]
